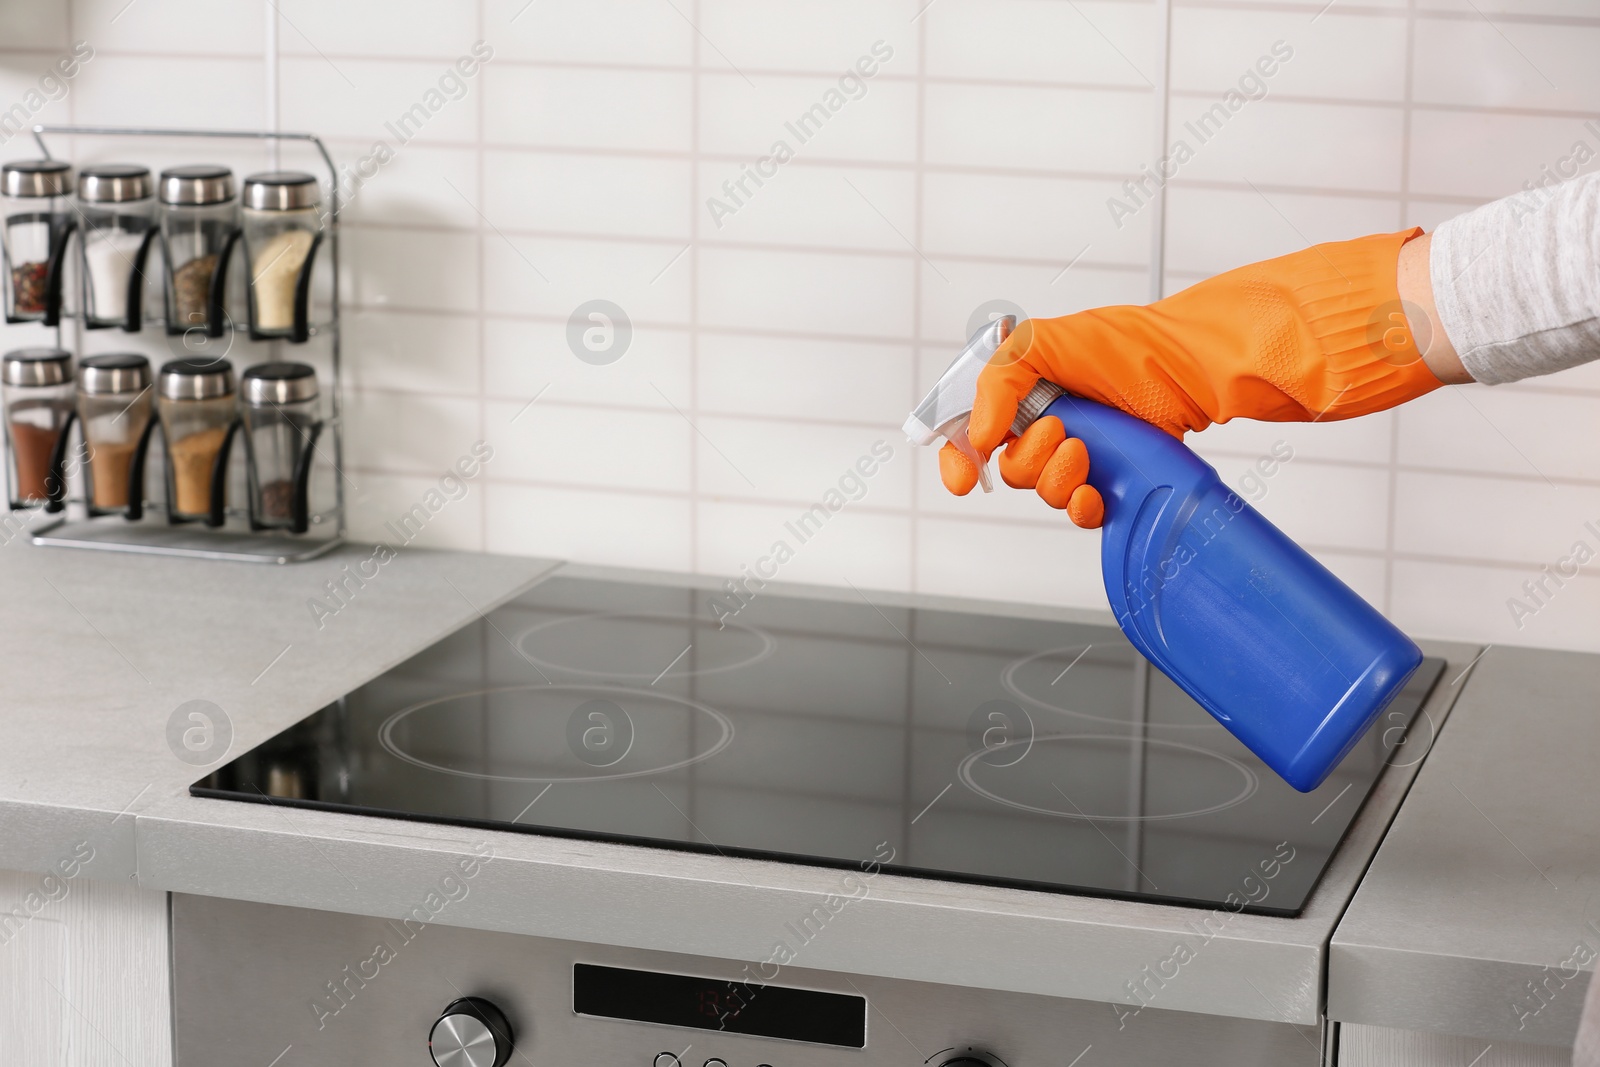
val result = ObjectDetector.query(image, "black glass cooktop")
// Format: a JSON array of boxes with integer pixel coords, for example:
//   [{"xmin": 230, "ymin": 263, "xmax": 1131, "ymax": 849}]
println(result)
[{"xmin": 195, "ymin": 570, "xmax": 1442, "ymax": 916}]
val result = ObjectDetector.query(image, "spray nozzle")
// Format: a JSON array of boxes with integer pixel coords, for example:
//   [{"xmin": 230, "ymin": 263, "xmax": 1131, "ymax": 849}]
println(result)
[{"xmin": 903, "ymin": 315, "xmax": 1065, "ymax": 492}]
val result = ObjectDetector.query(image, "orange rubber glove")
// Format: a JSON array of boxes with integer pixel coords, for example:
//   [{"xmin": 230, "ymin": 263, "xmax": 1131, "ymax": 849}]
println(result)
[{"xmin": 940, "ymin": 229, "xmax": 1445, "ymax": 527}]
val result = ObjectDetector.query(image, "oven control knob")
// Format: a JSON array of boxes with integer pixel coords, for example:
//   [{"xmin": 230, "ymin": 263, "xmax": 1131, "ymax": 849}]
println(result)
[
  {"xmin": 429, "ymin": 996, "xmax": 514, "ymax": 1067},
  {"xmin": 939, "ymin": 1053, "xmax": 1004, "ymax": 1067}
]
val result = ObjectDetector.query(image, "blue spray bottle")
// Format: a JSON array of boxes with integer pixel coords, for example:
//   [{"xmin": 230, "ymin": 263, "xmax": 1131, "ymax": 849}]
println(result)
[{"xmin": 905, "ymin": 317, "xmax": 1423, "ymax": 792}]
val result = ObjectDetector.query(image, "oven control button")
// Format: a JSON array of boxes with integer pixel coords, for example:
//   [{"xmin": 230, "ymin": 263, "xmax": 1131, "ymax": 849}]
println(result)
[
  {"xmin": 429, "ymin": 996, "xmax": 514, "ymax": 1067},
  {"xmin": 653, "ymin": 1056, "xmax": 682, "ymax": 1067},
  {"xmin": 705, "ymin": 1060, "xmax": 728, "ymax": 1067}
]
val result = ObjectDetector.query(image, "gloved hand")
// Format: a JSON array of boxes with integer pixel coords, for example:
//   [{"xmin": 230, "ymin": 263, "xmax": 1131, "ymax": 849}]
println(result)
[{"xmin": 941, "ymin": 228, "xmax": 1445, "ymax": 527}]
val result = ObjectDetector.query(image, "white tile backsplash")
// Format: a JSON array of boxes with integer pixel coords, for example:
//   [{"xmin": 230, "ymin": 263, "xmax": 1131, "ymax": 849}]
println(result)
[
  {"xmin": 699, "ymin": 164, "xmax": 918, "ymax": 253},
  {"xmin": 273, "ymin": 0, "xmax": 479, "ymax": 59},
  {"xmin": 1397, "ymin": 387, "xmax": 1600, "ymax": 483},
  {"xmin": 331, "ymin": 141, "xmax": 481, "ymax": 228},
  {"xmin": 1165, "ymin": 185, "xmax": 1403, "ymax": 276},
  {"xmin": 1174, "ymin": 99, "xmax": 1407, "ymax": 192},
  {"xmin": 0, "ymin": 58, "xmax": 76, "ymax": 161},
  {"xmin": 484, "ymin": 149, "xmax": 693, "ymax": 239},
  {"xmin": 482, "ymin": 317, "xmax": 693, "ymax": 410},
  {"xmin": 693, "ymin": 416, "xmax": 912, "ymax": 507},
  {"xmin": 1420, "ymin": 0, "xmax": 1599, "ymax": 16},
  {"xmin": 698, "ymin": 499, "xmax": 914, "ymax": 592},
  {"xmin": 916, "ymin": 516, "xmax": 1107, "ymax": 607},
  {"xmin": 697, "ymin": 333, "xmax": 912, "ymax": 424},
  {"xmin": 697, "ymin": 0, "xmax": 917, "ymax": 75},
  {"xmin": 345, "ymin": 308, "xmax": 482, "ymax": 395},
  {"xmin": 347, "ymin": 471, "xmax": 484, "ymax": 550},
  {"xmin": 1394, "ymin": 470, "xmax": 1600, "ymax": 566},
  {"xmin": 6, "ymin": 0, "xmax": 1598, "ymax": 653},
  {"xmin": 482, "ymin": 0, "xmax": 693, "ymax": 66},
  {"xmin": 486, "ymin": 401, "xmax": 692, "ymax": 493},
  {"xmin": 698, "ymin": 71, "xmax": 918, "ymax": 164},
  {"xmin": 73, "ymin": 56, "xmax": 264, "ymax": 128},
  {"xmin": 1246, "ymin": 461, "xmax": 1393, "ymax": 553},
  {"xmin": 922, "ymin": 172, "xmax": 1153, "ymax": 266},
  {"xmin": 923, "ymin": 83, "xmax": 1153, "ymax": 174},
  {"xmin": 344, "ymin": 390, "xmax": 482, "ymax": 474},
  {"xmin": 483, "ymin": 66, "xmax": 693, "ymax": 151},
  {"xmin": 486, "ymin": 482, "xmax": 693, "ymax": 569},
  {"xmin": 925, "ymin": 0, "xmax": 1161, "ymax": 88},
  {"xmin": 916, "ymin": 262, "xmax": 1149, "ymax": 345},
  {"xmin": 1409, "ymin": 108, "xmax": 1600, "ymax": 201},
  {"xmin": 74, "ymin": 0, "xmax": 261, "ymax": 54},
  {"xmin": 1192, "ymin": 411, "xmax": 1397, "ymax": 468},
  {"xmin": 1413, "ymin": 15, "xmax": 1600, "ymax": 113},
  {"xmin": 481, "ymin": 236, "xmax": 692, "ymax": 324},
  {"xmin": 0, "ymin": 6, "xmax": 67, "ymax": 49},
  {"xmin": 279, "ymin": 56, "xmax": 481, "ymax": 147},
  {"xmin": 346, "ymin": 226, "xmax": 481, "ymax": 313},
  {"xmin": 1172, "ymin": 9, "xmax": 1409, "ymax": 102},
  {"xmin": 1392, "ymin": 560, "xmax": 1600, "ymax": 653},
  {"xmin": 698, "ymin": 246, "xmax": 915, "ymax": 338}
]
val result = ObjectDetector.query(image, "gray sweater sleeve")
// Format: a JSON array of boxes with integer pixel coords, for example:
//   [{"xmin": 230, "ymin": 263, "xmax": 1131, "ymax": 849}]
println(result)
[{"xmin": 1430, "ymin": 171, "xmax": 1600, "ymax": 385}]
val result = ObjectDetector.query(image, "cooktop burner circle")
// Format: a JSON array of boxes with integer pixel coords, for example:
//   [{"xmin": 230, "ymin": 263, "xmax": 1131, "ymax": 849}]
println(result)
[
  {"xmin": 514, "ymin": 612, "xmax": 776, "ymax": 681},
  {"xmin": 1001, "ymin": 645, "xmax": 1217, "ymax": 729},
  {"xmin": 956, "ymin": 734, "xmax": 1259, "ymax": 822},
  {"xmin": 377, "ymin": 684, "xmax": 735, "ymax": 784}
]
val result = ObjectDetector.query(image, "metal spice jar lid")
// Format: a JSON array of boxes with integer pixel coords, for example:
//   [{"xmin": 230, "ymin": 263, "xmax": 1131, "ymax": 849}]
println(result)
[
  {"xmin": 159, "ymin": 358, "xmax": 234, "ymax": 401},
  {"xmin": 79, "ymin": 164, "xmax": 153, "ymax": 203},
  {"xmin": 159, "ymin": 165, "xmax": 235, "ymax": 206},
  {"xmin": 3, "ymin": 347, "xmax": 73, "ymax": 387},
  {"xmin": 79, "ymin": 353, "xmax": 152, "ymax": 395},
  {"xmin": 242, "ymin": 171, "xmax": 320, "ymax": 212},
  {"xmin": 2, "ymin": 160, "xmax": 72, "ymax": 198},
  {"xmin": 241, "ymin": 362, "xmax": 318, "ymax": 405}
]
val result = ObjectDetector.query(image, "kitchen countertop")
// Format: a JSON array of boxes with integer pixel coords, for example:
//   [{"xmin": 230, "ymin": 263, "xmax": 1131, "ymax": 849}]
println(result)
[
  {"xmin": 0, "ymin": 524, "xmax": 560, "ymax": 884},
  {"xmin": 1329, "ymin": 644, "xmax": 1600, "ymax": 1049},
  {"xmin": 0, "ymin": 529, "xmax": 1476, "ymax": 1028}
]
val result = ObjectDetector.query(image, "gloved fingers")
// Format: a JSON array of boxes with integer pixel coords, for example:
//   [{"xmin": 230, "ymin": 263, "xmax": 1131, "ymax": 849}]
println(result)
[
  {"xmin": 1036, "ymin": 437, "xmax": 1090, "ymax": 511},
  {"xmin": 939, "ymin": 441, "xmax": 980, "ymax": 496},
  {"xmin": 998, "ymin": 416, "xmax": 1066, "ymax": 490},
  {"xmin": 1067, "ymin": 485, "xmax": 1105, "ymax": 529},
  {"xmin": 970, "ymin": 320, "xmax": 1044, "ymax": 455}
]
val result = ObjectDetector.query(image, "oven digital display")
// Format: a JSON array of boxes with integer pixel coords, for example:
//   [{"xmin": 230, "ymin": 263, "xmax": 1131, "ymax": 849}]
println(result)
[{"xmin": 573, "ymin": 963, "xmax": 867, "ymax": 1048}]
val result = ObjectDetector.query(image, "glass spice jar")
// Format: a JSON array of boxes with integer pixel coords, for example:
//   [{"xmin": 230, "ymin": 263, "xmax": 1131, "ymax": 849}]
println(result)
[
  {"xmin": 159, "ymin": 165, "xmax": 236, "ymax": 333},
  {"xmin": 3, "ymin": 347, "xmax": 75, "ymax": 507},
  {"xmin": 2, "ymin": 160, "xmax": 73, "ymax": 322},
  {"xmin": 157, "ymin": 358, "xmax": 235, "ymax": 519},
  {"xmin": 241, "ymin": 172, "xmax": 322, "ymax": 338},
  {"xmin": 78, "ymin": 164, "xmax": 155, "ymax": 330},
  {"xmin": 240, "ymin": 362, "xmax": 318, "ymax": 527},
  {"xmin": 77, "ymin": 353, "xmax": 153, "ymax": 512}
]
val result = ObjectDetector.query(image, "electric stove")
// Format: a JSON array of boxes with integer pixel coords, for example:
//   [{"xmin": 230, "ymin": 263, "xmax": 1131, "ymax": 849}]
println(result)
[{"xmin": 194, "ymin": 568, "xmax": 1442, "ymax": 917}]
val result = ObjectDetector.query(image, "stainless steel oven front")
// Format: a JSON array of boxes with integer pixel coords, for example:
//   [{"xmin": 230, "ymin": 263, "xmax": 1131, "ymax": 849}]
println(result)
[{"xmin": 171, "ymin": 893, "xmax": 1324, "ymax": 1067}]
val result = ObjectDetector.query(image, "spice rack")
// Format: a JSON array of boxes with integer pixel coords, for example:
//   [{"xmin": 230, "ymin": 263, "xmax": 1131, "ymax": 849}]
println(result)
[{"xmin": 9, "ymin": 124, "xmax": 344, "ymax": 564}]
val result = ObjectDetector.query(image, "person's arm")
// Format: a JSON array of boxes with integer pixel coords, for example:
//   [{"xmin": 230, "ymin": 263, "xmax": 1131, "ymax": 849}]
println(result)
[
  {"xmin": 1397, "ymin": 231, "xmax": 1469, "ymax": 384},
  {"xmin": 944, "ymin": 173, "xmax": 1600, "ymax": 524},
  {"xmin": 1426, "ymin": 170, "xmax": 1600, "ymax": 386}
]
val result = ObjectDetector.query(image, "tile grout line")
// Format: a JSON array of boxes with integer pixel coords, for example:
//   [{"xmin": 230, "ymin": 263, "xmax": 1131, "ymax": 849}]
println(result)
[
  {"xmin": 688, "ymin": 0, "xmax": 702, "ymax": 576},
  {"xmin": 1385, "ymin": 0, "xmax": 1420, "ymax": 616},
  {"xmin": 1150, "ymin": 0, "xmax": 1175, "ymax": 301},
  {"xmin": 477, "ymin": 0, "xmax": 488, "ymax": 552}
]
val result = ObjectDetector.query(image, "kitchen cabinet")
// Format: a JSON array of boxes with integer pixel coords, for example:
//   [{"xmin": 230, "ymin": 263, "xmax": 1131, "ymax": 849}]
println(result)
[
  {"xmin": 0, "ymin": 870, "xmax": 168, "ymax": 1066},
  {"xmin": 1331, "ymin": 645, "xmax": 1600, "ymax": 1063},
  {"xmin": 1339, "ymin": 1023, "xmax": 1566, "ymax": 1066}
]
